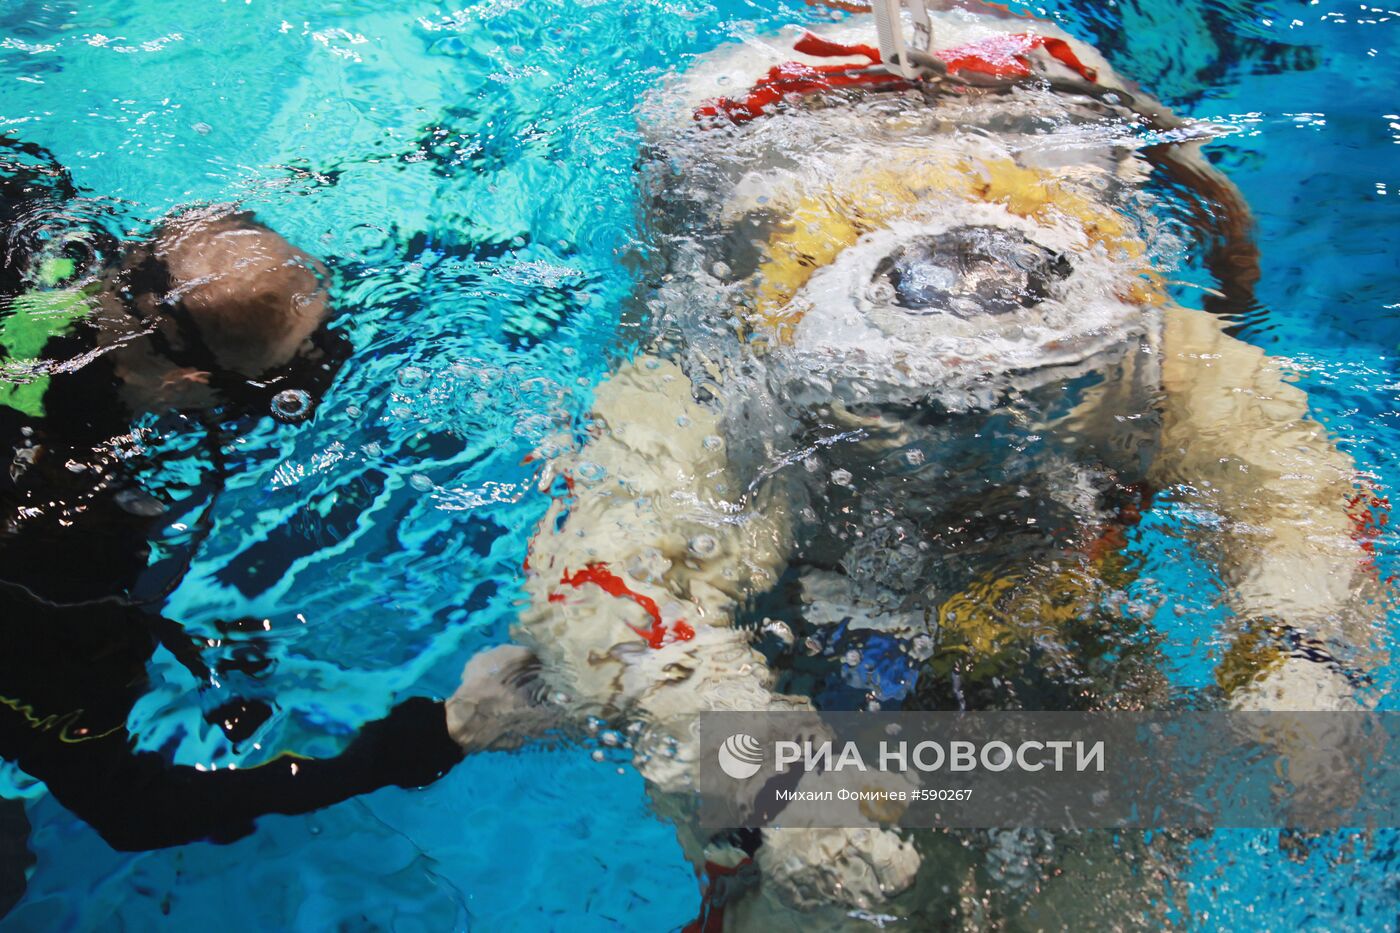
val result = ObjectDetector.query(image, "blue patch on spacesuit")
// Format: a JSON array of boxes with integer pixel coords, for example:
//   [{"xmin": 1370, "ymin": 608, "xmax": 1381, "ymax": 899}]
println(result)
[{"xmin": 814, "ymin": 622, "xmax": 920, "ymax": 707}]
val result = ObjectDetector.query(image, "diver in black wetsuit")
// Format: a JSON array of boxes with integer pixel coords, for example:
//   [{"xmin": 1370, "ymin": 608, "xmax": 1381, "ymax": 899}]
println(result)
[{"xmin": 0, "ymin": 136, "xmax": 531, "ymax": 861}]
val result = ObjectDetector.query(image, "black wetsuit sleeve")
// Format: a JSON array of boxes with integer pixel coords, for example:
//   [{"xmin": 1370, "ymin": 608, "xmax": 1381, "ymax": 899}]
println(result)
[
  {"xmin": 1, "ymin": 587, "xmax": 464, "ymax": 852},
  {"xmin": 14, "ymin": 697, "xmax": 464, "ymax": 852}
]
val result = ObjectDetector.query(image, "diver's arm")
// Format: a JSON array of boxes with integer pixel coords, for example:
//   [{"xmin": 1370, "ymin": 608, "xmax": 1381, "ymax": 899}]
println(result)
[
  {"xmin": 5, "ymin": 635, "xmax": 539, "ymax": 851},
  {"xmin": 10, "ymin": 696, "xmax": 462, "ymax": 851},
  {"xmin": 1152, "ymin": 305, "xmax": 1386, "ymax": 708},
  {"xmin": 0, "ymin": 592, "xmax": 547, "ymax": 851}
]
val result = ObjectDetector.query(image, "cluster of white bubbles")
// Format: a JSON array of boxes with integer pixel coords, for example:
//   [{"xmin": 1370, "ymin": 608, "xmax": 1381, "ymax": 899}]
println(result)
[{"xmin": 340, "ymin": 357, "xmax": 588, "ymax": 454}]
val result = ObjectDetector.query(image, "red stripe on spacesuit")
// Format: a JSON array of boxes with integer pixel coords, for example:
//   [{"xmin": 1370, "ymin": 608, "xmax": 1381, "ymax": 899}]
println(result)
[
  {"xmin": 559, "ymin": 562, "xmax": 696, "ymax": 648},
  {"xmin": 1085, "ymin": 483, "xmax": 1152, "ymax": 563},
  {"xmin": 1345, "ymin": 487, "xmax": 1392, "ymax": 580},
  {"xmin": 937, "ymin": 33, "xmax": 1096, "ymax": 82},
  {"xmin": 694, "ymin": 58, "xmax": 905, "ymax": 124},
  {"xmin": 682, "ymin": 858, "xmax": 753, "ymax": 933},
  {"xmin": 1036, "ymin": 36, "xmax": 1097, "ymax": 81},
  {"xmin": 791, "ymin": 31, "xmax": 881, "ymax": 61},
  {"xmin": 693, "ymin": 29, "xmax": 1096, "ymax": 125}
]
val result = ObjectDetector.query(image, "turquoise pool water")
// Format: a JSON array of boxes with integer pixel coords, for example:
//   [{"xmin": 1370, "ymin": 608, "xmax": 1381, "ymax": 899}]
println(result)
[{"xmin": 0, "ymin": 0, "xmax": 1397, "ymax": 928}]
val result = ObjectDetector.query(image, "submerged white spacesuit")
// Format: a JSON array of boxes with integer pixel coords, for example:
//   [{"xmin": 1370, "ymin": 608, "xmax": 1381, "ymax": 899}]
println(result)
[{"xmin": 448, "ymin": 2, "xmax": 1389, "ymax": 926}]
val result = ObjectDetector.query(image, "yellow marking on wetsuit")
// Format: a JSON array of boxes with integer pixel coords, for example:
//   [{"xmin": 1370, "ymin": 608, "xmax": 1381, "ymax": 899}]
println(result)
[
  {"xmin": 750, "ymin": 154, "xmax": 1163, "ymax": 341},
  {"xmin": 0, "ymin": 693, "xmax": 125, "ymax": 743}
]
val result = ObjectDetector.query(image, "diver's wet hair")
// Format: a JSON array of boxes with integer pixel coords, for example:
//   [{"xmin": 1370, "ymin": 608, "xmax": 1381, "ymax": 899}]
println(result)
[
  {"xmin": 115, "ymin": 246, "xmax": 347, "ymax": 418},
  {"xmin": 105, "ymin": 212, "xmax": 347, "ymax": 422},
  {"xmin": 120, "ymin": 247, "xmax": 224, "ymax": 374}
]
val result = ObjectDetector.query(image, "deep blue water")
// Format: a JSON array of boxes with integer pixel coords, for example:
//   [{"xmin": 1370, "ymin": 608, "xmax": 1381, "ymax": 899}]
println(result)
[{"xmin": 0, "ymin": 0, "xmax": 1397, "ymax": 928}]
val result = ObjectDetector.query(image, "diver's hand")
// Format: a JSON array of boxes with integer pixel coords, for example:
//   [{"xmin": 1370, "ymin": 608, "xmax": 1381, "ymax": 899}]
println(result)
[{"xmin": 446, "ymin": 644, "xmax": 557, "ymax": 752}]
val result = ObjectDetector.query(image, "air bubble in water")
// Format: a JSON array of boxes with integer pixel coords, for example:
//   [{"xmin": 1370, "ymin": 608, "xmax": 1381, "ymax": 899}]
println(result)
[
  {"xmin": 409, "ymin": 474, "xmax": 434, "ymax": 492},
  {"xmin": 271, "ymin": 388, "xmax": 313, "ymax": 423},
  {"xmin": 397, "ymin": 366, "xmax": 428, "ymax": 389},
  {"xmin": 868, "ymin": 280, "xmax": 896, "ymax": 304},
  {"xmin": 831, "ymin": 468, "xmax": 853, "ymax": 487},
  {"xmin": 575, "ymin": 461, "xmax": 607, "ymax": 483},
  {"xmin": 762, "ymin": 619, "xmax": 794, "ymax": 646},
  {"xmin": 688, "ymin": 534, "xmax": 719, "ymax": 558}
]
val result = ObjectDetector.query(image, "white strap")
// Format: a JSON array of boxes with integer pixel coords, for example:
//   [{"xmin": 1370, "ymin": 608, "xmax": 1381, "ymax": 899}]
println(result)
[{"xmin": 872, "ymin": 0, "xmax": 934, "ymax": 80}]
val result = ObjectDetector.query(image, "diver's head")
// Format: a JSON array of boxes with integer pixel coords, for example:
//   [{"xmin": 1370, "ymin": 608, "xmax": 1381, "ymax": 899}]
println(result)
[
  {"xmin": 122, "ymin": 209, "xmax": 330, "ymax": 376},
  {"xmin": 99, "ymin": 207, "xmax": 339, "ymax": 416}
]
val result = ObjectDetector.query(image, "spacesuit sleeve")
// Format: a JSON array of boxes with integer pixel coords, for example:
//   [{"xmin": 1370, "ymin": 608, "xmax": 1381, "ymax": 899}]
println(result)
[
  {"xmin": 477, "ymin": 355, "xmax": 922, "ymax": 913},
  {"xmin": 492, "ymin": 356, "xmax": 801, "ymax": 789},
  {"xmin": 1152, "ymin": 305, "xmax": 1388, "ymax": 708}
]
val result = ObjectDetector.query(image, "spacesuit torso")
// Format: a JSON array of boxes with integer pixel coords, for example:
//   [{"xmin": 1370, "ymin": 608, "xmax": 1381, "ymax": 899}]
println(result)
[
  {"xmin": 635, "ymin": 22, "xmax": 1179, "ymax": 704},
  {"xmin": 789, "ymin": 345, "xmax": 1161, "ymax": 602}
]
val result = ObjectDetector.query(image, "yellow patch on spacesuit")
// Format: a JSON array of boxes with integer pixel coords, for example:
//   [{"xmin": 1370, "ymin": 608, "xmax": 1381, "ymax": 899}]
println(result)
[
  {"xmin": 750, "ymin": 153, "xmax": 1164, "ymax": 340},
  {"xmin": 936, "ymin": 563, "xmax": 1092, "ymax": 659},
  {"xmin": 1213, "ymin": 623, "xmax": 1289, "ymax": 696},
  {"xmin": 932, "ymin": 548, "xmax": 1138, "ymax": 676}
]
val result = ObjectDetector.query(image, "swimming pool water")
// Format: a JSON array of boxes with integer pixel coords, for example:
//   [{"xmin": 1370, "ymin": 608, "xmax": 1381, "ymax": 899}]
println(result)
[{"xmin": 0, "ymin": 0, "xmax": 1397, "ymax": 928}]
